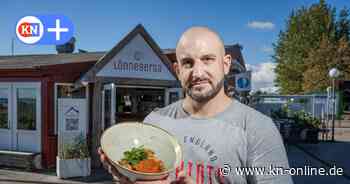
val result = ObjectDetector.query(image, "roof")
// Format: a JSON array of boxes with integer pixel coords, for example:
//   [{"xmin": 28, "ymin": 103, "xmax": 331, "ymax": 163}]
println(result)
[
  {"xmin": 0, "ymin": 33, "xmax": 245, "ymax": 71},
  {"xmin": 0, "ymin": 46, "xmax": 245, "ymax": 69},
  {"xmin": 0, "ymin": 52, "xmax": 104, "ymax": 69}
]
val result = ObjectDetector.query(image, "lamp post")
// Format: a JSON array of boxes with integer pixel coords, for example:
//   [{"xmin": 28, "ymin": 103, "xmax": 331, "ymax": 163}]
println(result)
[{"xmin": 328, "ymin": 68, "xmax": 340, "ymax": 142}]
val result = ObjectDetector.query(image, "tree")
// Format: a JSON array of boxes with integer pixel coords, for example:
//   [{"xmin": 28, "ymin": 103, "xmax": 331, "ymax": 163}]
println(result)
[
  {"xmin": 273, "ymin": 0, "xmax": 348, "ymax": 94},
  {"xmin": 303, "ymin": 37, "xmax": 350, "ymax": 92},
  {"xmin": 302, "ymin": 37, "xmax": 336, "ymax": 92},
  {"xmin": 336, "ymin": 8, "xmax": 350, "ymax": 41}
]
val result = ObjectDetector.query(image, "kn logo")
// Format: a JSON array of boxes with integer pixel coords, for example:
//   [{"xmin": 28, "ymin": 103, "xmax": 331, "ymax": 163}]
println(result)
[
  {"xmin": 16, "ymin": 15, "xmax": 74, "ymax": 45},
  {"xmin": 16, "ymin": 16, "xmax": 44, "ymax": 44}
]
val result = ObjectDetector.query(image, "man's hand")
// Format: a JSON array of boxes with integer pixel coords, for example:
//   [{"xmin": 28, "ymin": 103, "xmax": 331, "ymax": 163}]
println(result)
[
  {"xmin": 170, "ymin": 171, "xmax": 194, "ymax": 184},
  {"xmin": 98, "ymin": 147, "xmax": 172, "ymax": 184},
  {"xmin": 98, "ymin": 147, "xmax": 134, "ymax": 183}
]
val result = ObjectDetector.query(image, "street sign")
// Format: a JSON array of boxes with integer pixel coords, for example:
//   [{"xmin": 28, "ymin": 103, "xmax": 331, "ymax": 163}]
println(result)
[{"xmin": 235, "ymin": 71, "xmax": 252, "ymax": 92}]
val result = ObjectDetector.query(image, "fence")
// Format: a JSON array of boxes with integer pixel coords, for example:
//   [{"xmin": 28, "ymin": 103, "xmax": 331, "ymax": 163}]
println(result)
[
  {"xmin": 251, "ymin": 94, "xmax": 338, "ymax": 119},
  {"xmin": 251, "ymin": 94, "xmax": 339, "ymax": 142}
]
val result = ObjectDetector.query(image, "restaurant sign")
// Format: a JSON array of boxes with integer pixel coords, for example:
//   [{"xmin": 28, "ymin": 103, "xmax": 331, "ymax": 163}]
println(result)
[{"xmin": 96, "ymin": 34, "xmax": 176, "ymax": 81}]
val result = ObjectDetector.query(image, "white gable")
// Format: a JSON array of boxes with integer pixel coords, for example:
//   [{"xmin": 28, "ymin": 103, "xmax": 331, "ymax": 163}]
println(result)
[{"xmin": 96, "ymin": 34, "xmax": 176, "ymax": 81}]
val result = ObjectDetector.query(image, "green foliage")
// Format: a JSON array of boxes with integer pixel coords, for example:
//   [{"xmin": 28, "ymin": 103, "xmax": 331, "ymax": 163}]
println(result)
[
  {"xmin": 303, "ymin": 37, "xmax": 350, "ymax": 92},
  {"xmin": 59, "ymin": 134, "xmax": 89, "ymax": 159},
  {"xmin": 271, "ymin": 107, "xmax": 321, "ymax": 128},
  {"xmin": 271, "ymin": 107, "xmax": 288, "ymax": 119},
  {"xmin": 271, "ymin": 103, "xmax": 293, "ymax": 119},
  {"xmin": 293, "ymin": 110, "xmax": 321, "ymax": 128},
  {"xmin": 122, "ymin": 145, "xmax": 147, "ymax": 166},
  {"xmin": 274, "ymin": 0, "xmax": 350, "ymax": 94},
  {"xmin": 336, "ymin": 8, "xmax": 350, "ymax": 41}
]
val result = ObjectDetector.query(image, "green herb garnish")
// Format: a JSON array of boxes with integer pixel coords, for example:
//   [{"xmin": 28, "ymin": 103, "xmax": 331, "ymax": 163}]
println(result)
[{"xmin": 123, "ymin": 145, "xmax": 147, "ymax": 166}]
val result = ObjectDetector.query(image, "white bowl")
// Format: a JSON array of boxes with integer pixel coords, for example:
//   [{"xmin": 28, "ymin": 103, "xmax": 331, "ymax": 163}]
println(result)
[{"xmin": 100, "ymin": 122, "xmax": 182, "ymax": 182}]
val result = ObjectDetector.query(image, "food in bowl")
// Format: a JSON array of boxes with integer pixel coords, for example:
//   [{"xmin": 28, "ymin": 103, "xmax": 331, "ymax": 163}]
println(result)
[
  {"xmin": 100, "ymin": 122, "xmax": 182, "ymax": 182},
  {"xmin": 118, "ymin": 145, "xmax": 165, "ymax": 173}
]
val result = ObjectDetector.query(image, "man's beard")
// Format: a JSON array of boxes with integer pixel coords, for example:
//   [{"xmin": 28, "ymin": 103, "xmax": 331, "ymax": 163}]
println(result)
[{"xmin": 185, "ymin": 78, "xmax": 224, "ymax": 103}]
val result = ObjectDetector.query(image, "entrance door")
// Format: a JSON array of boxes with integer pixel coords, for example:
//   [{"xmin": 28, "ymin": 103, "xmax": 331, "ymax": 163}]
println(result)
[
  {"xmin": 165, "ymin": 88, "xmax": 183, "ymax": 105},
  {"xmin": 0, "ymin": 83, "xmax": 41, "ymax": 152},
  {"xmin": 13, "ymin": 83, "xmax": 41, "ymax": 152},
  {"xmin": 102, "ymin": 83, "xmax": 116, "ymax": 130},
  {"xmin": 0, "ymin": 83, "xmax": 12, "ymax": 150}
]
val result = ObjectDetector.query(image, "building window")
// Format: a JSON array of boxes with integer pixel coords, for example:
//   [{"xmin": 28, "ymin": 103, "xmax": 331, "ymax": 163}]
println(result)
[
  {"xmin": 115, "ymin": 88, "xmax": 164, "ymax": 122},
  {"xmin": 0, "ymin": 89, "xmax": 8, "ymax": 129},
  {"xmin": 17, "ymin": 88, "xmax": 37, "ymax": 130}
]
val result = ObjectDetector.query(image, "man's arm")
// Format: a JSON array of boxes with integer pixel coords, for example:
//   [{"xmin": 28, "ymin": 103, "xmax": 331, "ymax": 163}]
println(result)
[{"xmin": 245, "ymin": 112, "xmax": 293, "ymax": 184}]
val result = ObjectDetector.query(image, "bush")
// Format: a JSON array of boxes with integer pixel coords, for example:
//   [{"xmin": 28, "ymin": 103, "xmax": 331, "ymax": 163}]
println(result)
[
  {"xmin": 271, "ymin": 104, "xmax": 292, "ymax": 119},
  {"xmin": 293, "ymin": 110, "xmax": 321, "ymax": 129},
  {"xmin": 59, "ymin": 134, "xmax": 89, "ymax": 159},
  {"xmin": 271, "ymin": 108, "xmax": 321, "ymax": 128}
]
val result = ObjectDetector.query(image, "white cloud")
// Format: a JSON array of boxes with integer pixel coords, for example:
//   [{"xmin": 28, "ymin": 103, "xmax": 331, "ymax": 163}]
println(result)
[
  {"xmin": 247, "ymin": 21, "xmax": 275, "ymax": 30},
  {"xmin": 246, "ymin": 62, "xmax": 278, "ymax": 93},
  {"xmin": 261, "ymin": 46, "xmax": 273, "ymax": 53}
]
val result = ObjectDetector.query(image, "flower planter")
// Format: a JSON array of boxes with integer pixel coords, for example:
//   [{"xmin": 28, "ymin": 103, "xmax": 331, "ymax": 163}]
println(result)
[{"xmin": 56, "ymin": 156, "xmax": 91, "ymax": 179}]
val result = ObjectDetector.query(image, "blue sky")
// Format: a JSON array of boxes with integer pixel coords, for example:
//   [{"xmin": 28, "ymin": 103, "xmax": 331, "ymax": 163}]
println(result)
[{"xmin": 1, "ymin": 0, "xmax": 349, "ymax": 91}]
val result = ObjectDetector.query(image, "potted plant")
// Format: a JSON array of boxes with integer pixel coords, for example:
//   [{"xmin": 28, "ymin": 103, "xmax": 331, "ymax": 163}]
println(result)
[
  {"xmin": 293, "ymin": 110, "xmax": 320, "ymax": 143},
  {"xmin": 57, "ymin": 134, "xmax": 91, "ymax": 178}
]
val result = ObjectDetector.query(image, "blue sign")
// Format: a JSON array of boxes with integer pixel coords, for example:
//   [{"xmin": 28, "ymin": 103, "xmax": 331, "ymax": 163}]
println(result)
[
  {"xmin": 16, "ymin": 15, "xmax": 74, "ymax": 45},
  {"xmin": 235, "ymin": 71, "xmax": 252, "ymax": 91},
  {"xmin": 237, "ymin": 77, "xmax": 250, "ymax": 89}
]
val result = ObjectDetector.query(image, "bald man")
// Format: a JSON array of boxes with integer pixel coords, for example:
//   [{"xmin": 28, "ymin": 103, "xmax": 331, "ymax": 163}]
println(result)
[{"xmin": 99, "ymin": 27, "xmax": 293, "ymax": 184}]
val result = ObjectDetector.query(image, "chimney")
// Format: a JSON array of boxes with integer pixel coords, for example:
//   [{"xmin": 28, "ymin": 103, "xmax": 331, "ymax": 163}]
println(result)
[{"xmin": 56, "ymin": 37, "xmax": 76, "ymax": 54}]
